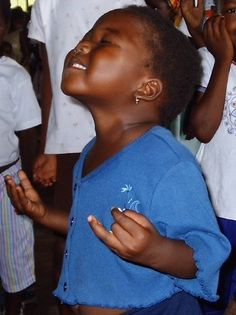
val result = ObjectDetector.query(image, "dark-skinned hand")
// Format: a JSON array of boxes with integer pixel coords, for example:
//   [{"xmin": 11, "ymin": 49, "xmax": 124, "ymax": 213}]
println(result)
[
  {"xmin": 88, "ymin": 208, "xmax": 164, "ymax": 268},
  {"xmin": 5, "ymin": 170, "xmax": 46, "ymax": 220}
]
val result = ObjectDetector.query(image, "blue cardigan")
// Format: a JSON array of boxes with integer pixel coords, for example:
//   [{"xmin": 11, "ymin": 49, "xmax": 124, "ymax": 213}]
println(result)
[{"xmin": 54, "ymin": 126, "xmax": 230, "ymax": 308}]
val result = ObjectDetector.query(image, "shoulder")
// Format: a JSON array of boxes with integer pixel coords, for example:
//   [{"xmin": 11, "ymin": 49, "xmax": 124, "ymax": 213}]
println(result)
[
  {"xmin": 147, "ymin": 126, "xmax": 196, "ymax": 163},
  {"xmin": 126, "ymin": 126, "xmax": 199, "ymax": 181},
  {"xmin": 0, "ymin": 57, "xmax": 30, "ymax": 81}
]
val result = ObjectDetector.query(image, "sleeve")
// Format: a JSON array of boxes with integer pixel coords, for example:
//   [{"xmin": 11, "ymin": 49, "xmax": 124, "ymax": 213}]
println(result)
[
  {"xmin": 150, "ymin": 161, "xmax": 231, "ymax": 302},
  {"xmin": 12, "ymin": 67, "xmax": 41, "ymax": 131},
  {"xmin": 198, "ymin": 47, "xmax": 215, "ymax": 89},
  {"xmin": 27, "ymin": 0, "xmax": 46, "ymax": 43}
]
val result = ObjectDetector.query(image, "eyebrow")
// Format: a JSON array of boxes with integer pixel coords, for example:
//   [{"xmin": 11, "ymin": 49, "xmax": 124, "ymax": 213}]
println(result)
[{"xmin": 101, "ymin": 27, "xmax": 122, "ymax": 38}]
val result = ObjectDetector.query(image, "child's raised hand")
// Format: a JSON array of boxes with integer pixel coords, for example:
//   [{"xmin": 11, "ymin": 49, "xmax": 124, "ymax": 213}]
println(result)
[
  {"xmin": 5, "ymin": 170, "xmax": 46, "ymax": 220},
  {"xmin": 88, "ymin": 208, "xmax": 163, "ymax": 267},
  {"xmin": 180, "ymin": 0, "xmax": 204, "ymax": 31},
  {"xmin": 203, "ymin": 15, "xmax": 234, "ymax": 63}
]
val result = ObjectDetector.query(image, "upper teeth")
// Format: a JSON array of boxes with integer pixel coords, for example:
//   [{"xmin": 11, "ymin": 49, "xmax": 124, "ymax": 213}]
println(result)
[{"xmin": 72, "ymin": 63, "xmax": 86, "ymax": 70}]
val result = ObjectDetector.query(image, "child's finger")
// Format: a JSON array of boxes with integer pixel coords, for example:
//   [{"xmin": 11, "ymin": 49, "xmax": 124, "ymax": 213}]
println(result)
[
  {"xmin": 15, "ymin": 186, "xmax": 34, "ymax": 213},
  {"xmin": 87, "ymin": 215, "xmax": 124, "ymax": 254},
  {"xmin": 112, "ymin": 208, "xmax": 155, "ymax": 233},
  {"xmin": 5, "ymin": 176, "xmax": 26, "ymax": 212},
  {"xmin": 122, "ymin": 209, "xmax": 153, "ymax": 228},
  {"xmin": 111, "ymin": 221, "xmax": 133, "ymax": 246},
  {"xmin": 17, "ymin": 170, "xmax": 34, "ymax": 193}
]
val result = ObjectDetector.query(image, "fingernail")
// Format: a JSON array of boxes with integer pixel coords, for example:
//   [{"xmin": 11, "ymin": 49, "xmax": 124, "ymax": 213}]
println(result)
[
  {"xmin": 111, "ymin": 207, "xmax": 123, "ymax": 212},
  {"xmin": 87, "ymin": 215, "xmax": 93, "ymax": 222}
]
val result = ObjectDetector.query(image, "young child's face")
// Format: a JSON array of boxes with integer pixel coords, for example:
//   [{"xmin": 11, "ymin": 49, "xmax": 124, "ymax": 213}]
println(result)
[
  {"xmin": 223, "ymin": 0, "xmax": 236, "ymax": 51},
  {"xmin": 62, "ymin": 10, "xmax": 153, "ymax": 104}
]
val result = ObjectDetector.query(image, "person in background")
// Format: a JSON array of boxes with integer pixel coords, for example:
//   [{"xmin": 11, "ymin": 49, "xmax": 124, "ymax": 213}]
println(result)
[
  {"xmin": 4, "ymin": 6, "xmax": 28, "ymax": 64},
  {"xmin": 0, "ymin": 1, "xmax": 41, "ymax": 314},
  {"xmin": 6, "ymin": 5, "xmax": 230, "ymax": 315},
  {"xmin": 184, "ymin": 0, "xmax": 236, "ymax": 314}
]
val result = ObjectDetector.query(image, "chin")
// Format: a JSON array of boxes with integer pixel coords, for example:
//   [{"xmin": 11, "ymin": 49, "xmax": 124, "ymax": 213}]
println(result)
[{"xmin": 61, "ymin": 81, "xmax": 77, "ymax": 96}]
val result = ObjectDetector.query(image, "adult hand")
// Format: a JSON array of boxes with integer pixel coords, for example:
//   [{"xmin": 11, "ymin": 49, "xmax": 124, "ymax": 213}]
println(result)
[
  {"xmin": 88, "ymin": 208, "xmax": 164, "ymax": 267},
  {"xmin": 33, "ymin": 153, "xmax": 57, "ymax": 187},
  {"xmin": 5, "ymin": 170, "xmax": 46, "ymax": 220}
]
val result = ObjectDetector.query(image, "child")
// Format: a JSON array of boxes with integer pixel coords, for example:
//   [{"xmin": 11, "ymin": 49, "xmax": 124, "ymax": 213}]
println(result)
[
  {"xmin": 6, "ymin": 5, "xmax": 231, "ymax": 315},
  {"xmin": 184, "ymin": 0, "xmax": 236, "ymax": 314},
  {"xmin": 0, "ymin": 1, "xmax": 41, "ymax": 314}
]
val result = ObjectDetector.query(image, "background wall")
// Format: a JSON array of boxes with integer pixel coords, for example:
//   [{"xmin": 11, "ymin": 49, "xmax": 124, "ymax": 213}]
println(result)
[{"xmin": 10, "ymin": 0, "xmax": 35, "ymax": 11}]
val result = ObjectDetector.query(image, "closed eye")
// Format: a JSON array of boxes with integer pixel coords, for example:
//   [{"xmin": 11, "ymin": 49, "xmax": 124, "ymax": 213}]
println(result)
[{"xmin": 100, "ymin": 37, "xmax": 111, "ymax": 44}]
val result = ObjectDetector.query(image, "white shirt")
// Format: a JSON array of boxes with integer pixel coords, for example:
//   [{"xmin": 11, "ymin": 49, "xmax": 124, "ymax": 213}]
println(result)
[
  {"xmin": 197, "ymin": 47, "xmax": 236, "ymax": 220},
  {"xmin": 0, "ymin": 56, "xmax": 41, "ymax": 166},
  {"xmin": 28, "ymin": 0, "xmax": 145, "ymax": 154}
]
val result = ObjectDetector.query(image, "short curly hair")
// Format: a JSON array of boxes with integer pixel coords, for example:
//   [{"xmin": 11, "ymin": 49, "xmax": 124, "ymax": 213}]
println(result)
[
  {"xmin": 123, "ymin": 5, "xmax": 201, "ymax": 126},
  {"xmin": 0, "ymin": 0, "xmax": 11, "ymax": 25}
]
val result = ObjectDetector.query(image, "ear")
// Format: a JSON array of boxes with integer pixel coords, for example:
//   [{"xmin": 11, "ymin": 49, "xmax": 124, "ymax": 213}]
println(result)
[{"xmin": 135, "ymin": 79, "xmax": 163, "ymax": 102}]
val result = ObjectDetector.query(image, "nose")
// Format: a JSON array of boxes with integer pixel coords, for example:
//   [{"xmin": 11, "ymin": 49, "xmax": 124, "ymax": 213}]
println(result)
[{"xmin": 73, "ymin": 41, "xmax": 91, "ymax": 55}]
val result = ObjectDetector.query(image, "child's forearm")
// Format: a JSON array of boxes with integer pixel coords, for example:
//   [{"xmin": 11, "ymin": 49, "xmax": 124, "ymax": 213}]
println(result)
[
  {"xmin": 147, "ymin": 236, "xmax": 197, "ymax": 279},
  {"xmin": 33, "ymin": 206, "xmax": 69, "ymax": 235},
  {"xmin": 17, "ymin": 127, "xmax": 39, "ymax": 178},
  {"xmin": 189, "ymin": 60, "xmax": 231, "ymax": 142},
  {"xmin": 39, "ymin": 43, "xmax": 52, "ymax": 153}
]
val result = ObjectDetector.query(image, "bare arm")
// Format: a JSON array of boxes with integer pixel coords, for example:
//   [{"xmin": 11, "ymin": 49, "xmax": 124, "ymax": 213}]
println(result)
[
  {"xmin": 5, "ymin": 170, "xmax": 68, "ymax": 235},
  {"xmin": 33, "ymin": 43, "xmax": 57, "ymax": 186},
  {"xmin": 88, "ymin": 208, "xmax": 196, "ymax": 279},
  {"xmin": 38, "ymin": 43, "xmax": 52, "ymax": 153},
  {"xmin": 16, "ymin": 126, "xmax": 39, "ymax": 179},
  {"xmin": 186, "ymin": 16, "xmax": 234, "ymax": 142}
]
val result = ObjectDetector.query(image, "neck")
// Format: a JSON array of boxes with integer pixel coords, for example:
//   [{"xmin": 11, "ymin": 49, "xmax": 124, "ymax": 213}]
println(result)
[{"xmin": 88, "ymin": 103, "xmax": 160, "ymax": 142}]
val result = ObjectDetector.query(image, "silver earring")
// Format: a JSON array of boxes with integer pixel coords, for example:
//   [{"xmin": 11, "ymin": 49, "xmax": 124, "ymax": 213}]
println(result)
[{"xmin": 135, "ymin": 96, "xmax": 140, "ymax": 104}]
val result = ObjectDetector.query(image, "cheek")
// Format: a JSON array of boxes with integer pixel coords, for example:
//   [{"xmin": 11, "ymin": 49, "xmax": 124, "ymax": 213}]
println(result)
[{"xmin": 87, "ymin": 53, "xmax": 140, "ymax": 88}]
